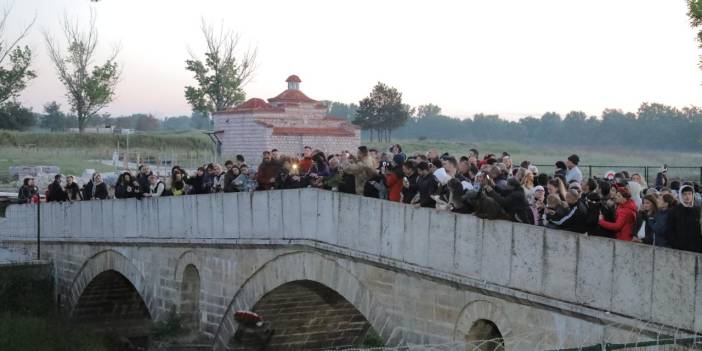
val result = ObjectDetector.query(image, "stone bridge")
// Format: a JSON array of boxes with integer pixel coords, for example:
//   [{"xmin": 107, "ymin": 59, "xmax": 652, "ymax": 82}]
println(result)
[{"xmin": 1, "ymin": 189, "xmax": 701, "ymax": 350}]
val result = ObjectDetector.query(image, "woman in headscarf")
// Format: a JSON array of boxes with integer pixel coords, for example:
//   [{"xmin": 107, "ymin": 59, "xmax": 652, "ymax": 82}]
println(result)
[{"xmin": 82, "ymin": 172, "xmax": 108, "ymax": 200}]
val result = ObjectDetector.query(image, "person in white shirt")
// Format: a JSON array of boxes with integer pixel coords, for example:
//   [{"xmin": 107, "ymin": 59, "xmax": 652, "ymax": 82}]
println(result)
[{"xmin": 565, "ymin": 154, "xmax": 583, "ymax": 184}]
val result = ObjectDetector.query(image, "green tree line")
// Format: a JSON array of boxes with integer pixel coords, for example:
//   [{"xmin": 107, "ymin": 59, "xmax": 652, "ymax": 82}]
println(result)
[{"xmin": 326, "ymin": 101, "xmax": 702, "ymax": 151}]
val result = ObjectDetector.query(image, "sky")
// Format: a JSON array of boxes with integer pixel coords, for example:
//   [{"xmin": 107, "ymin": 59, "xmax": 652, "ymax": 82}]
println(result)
[{"xmin": 5, "ymin": 0, "xmax": 702, "ymax": 120}]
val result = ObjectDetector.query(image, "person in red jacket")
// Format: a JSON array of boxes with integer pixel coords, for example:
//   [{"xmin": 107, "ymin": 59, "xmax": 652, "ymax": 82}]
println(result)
[
  {"xmin": 598, "ymin": 186, "xmax": 637, "ymax": 241},
  {"xmin": 385, "ymin": 154, "xmax": 406, "ymax": 202},
  {"xmin": 298, "ymin": 146, "xmax": 314, "ymax": 174}
]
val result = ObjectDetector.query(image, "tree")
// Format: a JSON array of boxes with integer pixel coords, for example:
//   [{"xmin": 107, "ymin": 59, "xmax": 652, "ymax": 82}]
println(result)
[
  {"xmin": 44, "ymin": 12, "xmax": 120, "ymax": 133},
  {"xmin": 324, "ymin": 101, "xmax": 359, "ymax": 121},
  {"xmin": 416, "ymin": 104, "xmax": 442, "ymax": 119},
  {"xmin": 185, "ymin": 19, "xmax": 257, "ymax": 119},
  {"xmin": 353, "ymin": 82, "xmax": 412, "ymax": 142},
  {"xmin": 162, "ymin": 115, "xmax": 192, "ymax": 131},
  {"xmin": 0, "ymin": 6, "xmax": 36, "ymax": 105},
  {"xmin": 688, "ymin": 0, "xmax": 702, "ymax": 69},
  {"xmin": 190, "ymin": 110, "xmax": 211, "ymax": 129},
  {"xmin": 39, "ymin": 101, "xmax": 72, "ymax": 131},
  {"xmin": 0, "ymin": 101, "xmax": 34, "ymax": 130}
]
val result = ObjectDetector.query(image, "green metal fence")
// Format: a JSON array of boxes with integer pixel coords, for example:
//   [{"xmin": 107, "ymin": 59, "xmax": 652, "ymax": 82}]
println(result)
[{"xmin": 535, "ymin": 165, "xmax": 702, "ymax": 185}]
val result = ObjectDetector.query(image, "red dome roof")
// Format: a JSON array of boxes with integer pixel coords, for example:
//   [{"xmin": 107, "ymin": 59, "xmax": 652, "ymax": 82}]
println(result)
[
  {"xmin": 268, "ymin": 89, "xmax": 317, "ymax": 103},
  {"xmin": 285, "ymin": 75, "xmax": 302, "ymax": 83},
  {"xmin": 237, "ymin": 98, "xmax": 271, "ymax": 109},
  {"xmin": 215, "ymin": 98, "xmax": 284, "ymax": 114}
]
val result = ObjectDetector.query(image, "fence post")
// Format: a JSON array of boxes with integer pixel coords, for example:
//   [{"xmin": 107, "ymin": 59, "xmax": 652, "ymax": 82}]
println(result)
[
  {"xmin": 644, "ymin": 166, "xmax": 649, "ymax": 185},
  {"xmin": 700, "ymin": 167, "xmax": 702, "ymax": 185},
  {"xmin": 588, "ymin": 165, "xmax": 592, "ymax": 178}
]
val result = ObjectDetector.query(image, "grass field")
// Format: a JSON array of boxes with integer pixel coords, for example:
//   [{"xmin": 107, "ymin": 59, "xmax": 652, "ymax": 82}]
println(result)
[{"xmin": 0, "ymin": 131, "xmax": 215, "ymax": 184}]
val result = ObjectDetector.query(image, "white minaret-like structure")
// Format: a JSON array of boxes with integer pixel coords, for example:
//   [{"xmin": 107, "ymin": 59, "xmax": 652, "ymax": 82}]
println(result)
[{"xmin": 286, "ymin": 74, "xmax": 301, "ymax": 90}]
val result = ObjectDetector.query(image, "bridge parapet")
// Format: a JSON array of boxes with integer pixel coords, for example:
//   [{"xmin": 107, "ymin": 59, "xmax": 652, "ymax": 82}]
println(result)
[{"xmin": 1, "ymin": 188, "xmax": 700, "ymax": 335}]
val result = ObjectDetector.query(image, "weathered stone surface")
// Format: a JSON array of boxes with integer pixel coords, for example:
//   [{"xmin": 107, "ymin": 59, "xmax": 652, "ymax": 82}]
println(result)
[
  {"xmin": 380, "ymin": 201, "xmax": 405, "ymax": 260},
  {"xmin": 510, "ymin": 224, "xmax": 544, "ymax": 294},
  {"xmin": 279, "ymin": 190, "xmax": 301, "ymax": 238},
  {"xmin": 237, "ymin": 192, "xmax": 253, "ymax": 235},
  {"xmin": 542, "ymin": 229, "xmax": 577, "ymax": 302},
  {"xmin": 612, "ymin": 241, "xmax": 653, "ymax": 320},
  {"xmin": 651, "ymin": 248, "xmax": 696, "ymax": 329},
  {"xmin": 454, "ymin": 215, "xmax": 482, "ymax": 279},
  {"xmin": 222, "ymin": 193, "xmax": 240, "ymax": 238},
  {"xmin": 576, "ymin": 235, "xmax": 614, "ymax": 311},
  {"xmin": 403, "ymin": 207, "xmax": 429, "ymax": 266},
  {"xmin": 338, "ymin": 194, "xmax": 360, "ymax": 249},
  {"xmin": 315, "ymin": 190, "xmax": 337, "ymax": 244},
  {"xmin": 251, "ymin": 191, "xmax": 269, "ymax": 238},
  {"xmin": 480, "ymin": 220, "xmax": 512, "ymax": 286},
  {"xmin": 357, "ymin": 197, "xmax": 382, "ymax": 255},
  {"xmin": 210, "ymin": 193, "xmax": 226, "ymax": 238},
  {"xmin": 428, "ymin": 211, "xmax": 455, "ymax": 272}
]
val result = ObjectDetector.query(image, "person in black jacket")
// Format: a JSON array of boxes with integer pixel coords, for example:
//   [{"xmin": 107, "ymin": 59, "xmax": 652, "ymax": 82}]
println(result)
[
  {"xmin": 136, "ymin": 165, "xmax": 153, "ymax": 196},
  {"xmin": 401, "ymin": 161, "xmax": 419, "ymax": 204},
  {"xmin": 414, "ymin": 162, "xmax": 438, "ymax": 208},
  {"xmin": 666, "ymin": 185, "xmax": 702, "ymax": 253},
  {"xmin": 46, "ymin": 174, "xmax": 68, "ymax": 202},
  {"xmin": 114, "ymin": 172, "xmax": 139, "ymax": 199},
  {"xmin": 484, "ymin": 178, "xmax": 534, "ymax": 224},
  {"xmin": 17, "ymin": 177, "xmax": 38, "ymax": 203},
  {"xmin": 64, "ymin": 175, "xmax": 82, "ymax": 201},
  {"xmin": 186, "ymin": 167, "xmax": 208, "ymax": 194},
  {"xmin": 549, "ymin": 189, "xmax": 588, "ymax": 233},
  {"xmin": 223, "ymin": 166, "xmax": 241, "ymax": 193},
  {"xmin": 82, "ymin": 172, "xmax": 109, "ymax": 200}
]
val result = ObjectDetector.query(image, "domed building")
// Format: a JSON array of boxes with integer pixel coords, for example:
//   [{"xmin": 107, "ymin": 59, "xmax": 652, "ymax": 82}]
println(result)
[{"xmin": 213, "ymin": 75, "xmax": 360, "ymax": 165}]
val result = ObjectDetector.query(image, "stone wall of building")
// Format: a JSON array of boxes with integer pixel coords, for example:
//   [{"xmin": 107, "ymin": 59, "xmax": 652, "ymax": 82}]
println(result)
[
  {"xmin": 214, "ymin": 114, "xmax": 270, "ymax": 166},
  {"xmin": 269, "ymin": 132, "xmax": 361, "ymax": 158}
]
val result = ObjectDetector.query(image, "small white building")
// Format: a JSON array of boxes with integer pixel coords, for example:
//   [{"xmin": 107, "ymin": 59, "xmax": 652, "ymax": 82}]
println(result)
[{"xmin": 213, "ymin": 75, "xmax": 360, "ymax": 165}]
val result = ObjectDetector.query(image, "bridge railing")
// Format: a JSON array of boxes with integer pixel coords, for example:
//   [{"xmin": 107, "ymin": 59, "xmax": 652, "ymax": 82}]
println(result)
[{"xmin": 1, "ymin": 189, "xmax": 701, "ymax": 336}]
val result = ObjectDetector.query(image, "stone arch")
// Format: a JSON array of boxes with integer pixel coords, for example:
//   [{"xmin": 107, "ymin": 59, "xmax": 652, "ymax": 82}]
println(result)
[
  {"xmin": 213, "ymin": 250, "xmax": 391, "ymax": 351},
  {"xmin": 454, "ymin": 300, "xmax": 513, "ymax": 350},
  {"xmin": 180, "ymin": 264, "xmax": 201, "ymax": 333},
  {"xmin": 466, "ymin": 319, "xmax": 504, "ymax": 351},
  {"xmin": 173, "ymin": 250, "xmax": 202, "ymax": 282},
  {"xmin": 67, "ymin": 249, "xmax": 155, "ymax": 319}
]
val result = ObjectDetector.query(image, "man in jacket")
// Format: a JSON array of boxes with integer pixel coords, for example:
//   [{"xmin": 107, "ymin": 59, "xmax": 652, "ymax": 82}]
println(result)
[
  {"xmin": 550, "ymin": 189, "xmax": 588, "ymax": 233},
  {"xmin": 256, "ymin": 151, "xmax": 280, "ymax": 190},
  {"xmin": 414, "ymin": 162, "xmax": 438, "ymax": 208},
  {"xmin": 64, "ymin": 175, "xmax": 82, "ymax": 201},
  {"xmin": 401, "ymin": 161, "xmax": 419, "ymax": 204},
  {"xmin": 47, "ymin": 174, "xmax": 68, "ymax": 202},
  {"xmin": 136, "ymin": 164, "xmax": 153, "ymax": 196},
  {"xmin": 484, "ymin": 178, "xmax": 534, "ymax": 224},
  {"xmin": 666, "ymin": 185, "xmax": 702, "ymax": 253}
]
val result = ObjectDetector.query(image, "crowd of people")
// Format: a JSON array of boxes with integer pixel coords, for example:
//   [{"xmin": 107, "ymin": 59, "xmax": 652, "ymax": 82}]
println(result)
[{"xmin": 16, "ymin": 144, "xmax": 702, "ymax": 253}]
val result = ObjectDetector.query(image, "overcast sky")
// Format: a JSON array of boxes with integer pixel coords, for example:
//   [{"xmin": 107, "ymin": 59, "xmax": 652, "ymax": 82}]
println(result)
[{"xmin": 6, "ymin": 0, "xmax": 702, "ymax": 120}]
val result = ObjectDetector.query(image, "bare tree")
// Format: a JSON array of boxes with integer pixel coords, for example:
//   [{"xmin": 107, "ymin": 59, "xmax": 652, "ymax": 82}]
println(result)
[
  {"xmin": 0, "ymin": 4, "xmax": 36, "ymax": 105},
  {"xmin": 185, "ymin": 18, "xmax": 257, "ymax": 117},
  {"xmin": 44, "ymin": 11, "xmax": 120, "ymax": 132}
]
